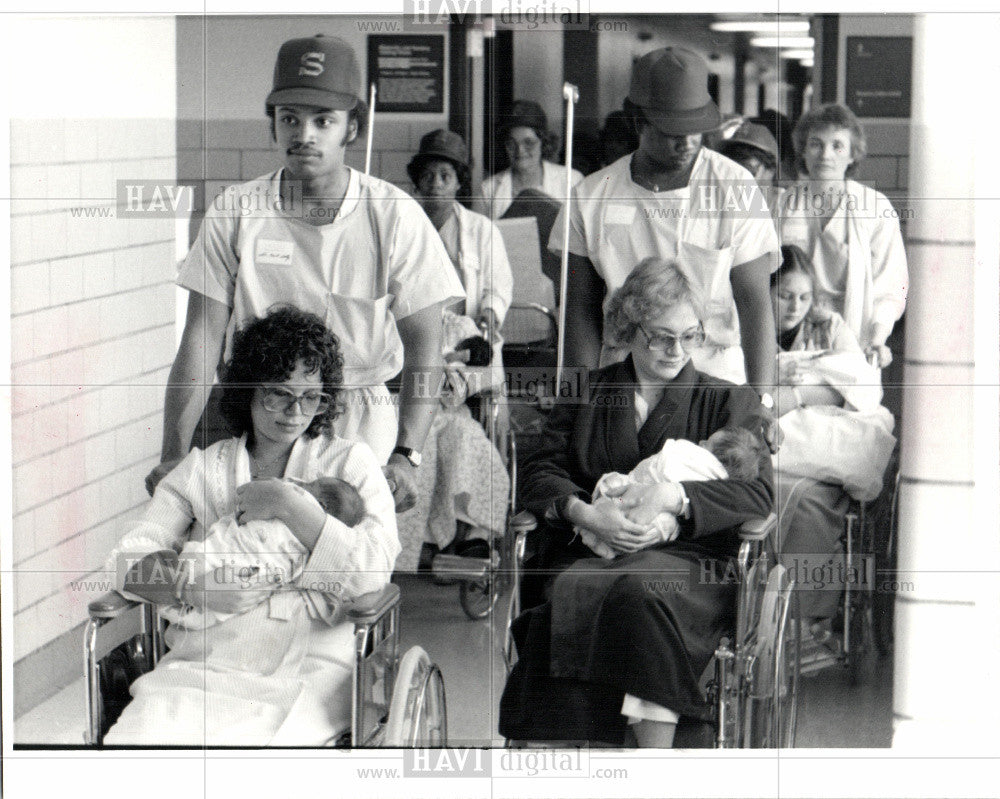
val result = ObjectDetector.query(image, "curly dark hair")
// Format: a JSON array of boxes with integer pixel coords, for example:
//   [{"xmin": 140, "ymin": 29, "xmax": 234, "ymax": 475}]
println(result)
[
  {"xmin": 501, "ymin": 99, "xmax": 560, "ymax": 162},
  {"xmin": 219, "ymin": 306, "xmax": 344, "ymax": 445}
]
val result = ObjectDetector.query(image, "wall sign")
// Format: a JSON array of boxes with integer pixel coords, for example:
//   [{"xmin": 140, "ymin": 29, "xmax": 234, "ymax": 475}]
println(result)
[
  {"xmin": 845, "ymin": 36, "xmax": 912, "ymax": 118},
  {"xmin": 367, "ymin": 35, "xmax": 445, "ymax": 113}
]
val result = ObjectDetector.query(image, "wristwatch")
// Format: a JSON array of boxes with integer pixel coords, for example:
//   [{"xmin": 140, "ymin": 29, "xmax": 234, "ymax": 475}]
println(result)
[
  {"xmin": 759, "ymin": 392, "xmax": 775, "ymax": 411},
  {"xmin": 392, "ymin": 446, "xmax": 422, "ymax": 467}
]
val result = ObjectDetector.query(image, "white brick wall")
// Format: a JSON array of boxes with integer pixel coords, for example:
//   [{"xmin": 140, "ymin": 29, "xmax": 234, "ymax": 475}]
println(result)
[{"xmin": 10, "ymin": 117, "xmax": 177, "ymax": 661}]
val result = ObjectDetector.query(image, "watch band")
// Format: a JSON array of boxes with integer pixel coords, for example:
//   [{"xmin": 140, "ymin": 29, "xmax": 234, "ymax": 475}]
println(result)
[{"xmin": 392, "ymin": 446, "xmax": 422, "ymax": 467}]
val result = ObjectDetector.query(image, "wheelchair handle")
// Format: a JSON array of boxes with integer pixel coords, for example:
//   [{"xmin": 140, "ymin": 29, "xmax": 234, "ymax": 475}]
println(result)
[
  {"xmin": 347, "ymin": 583, "xmax": 401, "ymax": 624},
  {"xmin": 511, "ymin": 511, "xmax": 539, "ymax": 534},
  {"xmin": 739, "ymin": 514, "xmax": 777, "ymax": 542},
  {"xmin": 88, "ymin": 591, "xmax": 142, "ymax": 620}
]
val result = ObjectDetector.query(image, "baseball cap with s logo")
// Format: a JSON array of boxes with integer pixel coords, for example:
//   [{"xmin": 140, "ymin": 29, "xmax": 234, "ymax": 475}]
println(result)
[{"xmin": 266, "ymin": 35, "xmax": 361, "ymax": 111}]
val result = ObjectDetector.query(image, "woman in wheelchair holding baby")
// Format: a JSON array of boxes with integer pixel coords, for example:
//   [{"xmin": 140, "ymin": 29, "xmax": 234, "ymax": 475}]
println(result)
[
  {"xmin": 768, "ymin": 244, "xmax": 897, "ymax": 645},
  {"xmin": 498, "ymin": 258, "xmax": 773, "ymax": 748},
  {"xmin": 103, "ymin": 306, "xmax": 398, "ymax": 745}
]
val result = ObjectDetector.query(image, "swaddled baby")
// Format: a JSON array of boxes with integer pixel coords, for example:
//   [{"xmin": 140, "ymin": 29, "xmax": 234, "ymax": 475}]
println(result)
[
  {"xmin": 173, "ymin": 476, "xmax": 365, "ymax": 627},
  {"xmin": 579, "ymin": 427, "xmax": 764, "ymax": 559}
]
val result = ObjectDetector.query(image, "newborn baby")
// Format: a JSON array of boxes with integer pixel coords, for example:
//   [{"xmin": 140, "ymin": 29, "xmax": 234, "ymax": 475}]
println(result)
[
  {"xmin": 161, "ymin": 476, "xmax": 365, "ymax": 628},
  {"xmin": 579, "ymin": 427, "xmax": 764, "ymax": 559}
]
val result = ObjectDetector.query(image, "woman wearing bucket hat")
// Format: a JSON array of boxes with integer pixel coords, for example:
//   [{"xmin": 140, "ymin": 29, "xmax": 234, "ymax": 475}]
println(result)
[
  {"xmin": 716, "ymin": 121, "xmax": 783, "ymax": 223},
  {"xmin": 407, "ymin": 129, "xmax": 512, "ymax": 345},
  {"xmin": 552, "ymin": 47, "xmax": 781, "ymax": 443},
  {"xmin": 480, "ymin": 99, "xmax": 584, "ymax": 219},
  {"xmin": 148, "ymin": 35, "xmax": 465, "ymax": 513},
  {"xmin": 391, "ymin": 129, "xmax": 513, "ymax": 571}
]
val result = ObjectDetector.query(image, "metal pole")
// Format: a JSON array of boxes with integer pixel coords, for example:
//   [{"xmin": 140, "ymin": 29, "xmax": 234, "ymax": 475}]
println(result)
[
  {"xmin": 555, "ymin": 82, "xmax": 579, "ymax": 390},
  {"xmin": 364, "ymin": 83, "xmax": 377, "ymax": 175}
]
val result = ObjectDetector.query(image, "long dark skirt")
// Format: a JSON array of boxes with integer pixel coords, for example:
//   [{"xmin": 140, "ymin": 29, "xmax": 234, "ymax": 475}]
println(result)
[{"xmin": 499, "ymin": 542, "xmax": 736, "ymax": 744}]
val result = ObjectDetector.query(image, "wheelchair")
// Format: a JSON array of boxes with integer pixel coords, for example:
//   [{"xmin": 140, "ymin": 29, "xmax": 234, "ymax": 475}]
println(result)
[
  {"xmin": 503, "ymin": 511, "xmax": 799, "ymax": 748},
  {"xmin": 83, "ymin": 583, "xmax": 447, "ymax": 747},
  {"xmin": 430, "ymin": 390, "xmax": 520, "ymax": 621},
  {"xmin": 794, "ymin": 469, "xmax": 900, "ymax": 685}
]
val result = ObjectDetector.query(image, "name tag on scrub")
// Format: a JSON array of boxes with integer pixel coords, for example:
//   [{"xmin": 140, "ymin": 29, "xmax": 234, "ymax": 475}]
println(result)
[
  {"xmin": 256, "ymin": 239, "xmax": 294, "ymax": 266},
  {"xmin": 604, "ymin": 205, "xmax": 636, "ymax": 225}
]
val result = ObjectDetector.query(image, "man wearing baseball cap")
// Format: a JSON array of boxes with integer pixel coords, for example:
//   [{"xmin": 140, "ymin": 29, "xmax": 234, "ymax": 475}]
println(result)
[
  {"xmin": 149, "ymin": 35, "xmax": 464, "ymax": 511},
  {"xmin": 554, "ymin": 47, "xmax": 780, "ymax": 407}
]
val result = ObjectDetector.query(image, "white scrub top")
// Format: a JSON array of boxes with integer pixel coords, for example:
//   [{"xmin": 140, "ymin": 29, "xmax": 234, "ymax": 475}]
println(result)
[
  {"xmin": 179, "ymin": 168, "xmax": 465, "ymax": 388},
  {"xmin": 550, "ymin": 150, "xmax": 780, "ymax": 382}
]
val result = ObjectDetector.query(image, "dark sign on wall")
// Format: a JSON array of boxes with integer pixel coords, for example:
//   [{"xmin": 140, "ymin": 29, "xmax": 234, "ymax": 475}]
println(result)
[
  {"xmin": 845, "ymin": 36, "xmax": 913, "ymax": 118},
  {"xmin": 367, "ymin": 35, "xmax": 444, "ymax": 113}
]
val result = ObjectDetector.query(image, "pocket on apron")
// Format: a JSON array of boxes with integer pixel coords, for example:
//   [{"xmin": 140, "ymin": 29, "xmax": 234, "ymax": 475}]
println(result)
[{"xmin": 676, "ymin": 240, "xmax": 738, "ymax": 347}]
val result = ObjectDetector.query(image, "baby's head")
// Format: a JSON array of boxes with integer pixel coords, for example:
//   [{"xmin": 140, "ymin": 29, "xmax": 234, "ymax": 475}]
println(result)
[
  {"xmin": 702, "ymin": 427, "xmax": 766, "ymax": 482},
  {"xmin": 303, "ymin": 477, "xmax": 365, "ymax": 528}
]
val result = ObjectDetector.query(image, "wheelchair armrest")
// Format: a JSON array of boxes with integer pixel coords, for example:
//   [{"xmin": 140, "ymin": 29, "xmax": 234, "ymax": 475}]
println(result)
[
  {"xmin": 511, "ymin": 511, "xmax": 538, "ymax": 534},
  {"xmin": 347, "ymin": 583, "xmax": 401, "ymax": 626},
  {"xmin": 739, "ymin": 514, "xmax": 777, "ymax": 542},
  {"xmin": 508, "ymin": 302, "xmax": 556, "ymax": 322},
  {"xmin": 88, "ymin": 591, "xmax": 142, "ymax": 620}
]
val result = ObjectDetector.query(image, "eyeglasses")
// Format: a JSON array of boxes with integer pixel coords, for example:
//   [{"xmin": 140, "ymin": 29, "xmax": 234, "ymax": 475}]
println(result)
[
  {"xmin": 505, "ymin": 136, "xmax": 540, "ymax": 153},
  {"xmin": 637, "ymin": 324, "xmax": 706, "ymax": 353},
  {"xmin": 259, "ymin": 386, "xmax": 331, "ymax": 415}
]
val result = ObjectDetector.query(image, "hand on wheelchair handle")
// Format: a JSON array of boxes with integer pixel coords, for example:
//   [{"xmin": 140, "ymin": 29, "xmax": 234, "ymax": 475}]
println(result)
[
  {"xmin": 865, "ymin": 343, "xmax": 892, "ymax": 369},
  {"xmin": 383, "ymin": 460, "xmax": 418, "ymax": 513},
  {"xmin": 145, "ymin": 459, "xmax": 181, "ymax": 496}
]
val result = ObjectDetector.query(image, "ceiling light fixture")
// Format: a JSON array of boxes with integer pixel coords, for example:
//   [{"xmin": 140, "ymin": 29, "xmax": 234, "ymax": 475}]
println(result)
[
  {"xmin": 710, "ymin": 20, "xmax": 811, "ymax": 34},
  {"xmin": 750, "ymin": 36, "xmax": 815, "ymax": 49}
]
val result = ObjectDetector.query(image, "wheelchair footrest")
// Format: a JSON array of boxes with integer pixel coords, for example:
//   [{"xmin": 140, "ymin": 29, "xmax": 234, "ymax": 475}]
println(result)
[
  {"xmin": 797, "ymin": 636, "xmax": 843, "ymax": 675},
  {"xmin": 432, "ymin": 554, "xmax": 496, "ymax": 581}
]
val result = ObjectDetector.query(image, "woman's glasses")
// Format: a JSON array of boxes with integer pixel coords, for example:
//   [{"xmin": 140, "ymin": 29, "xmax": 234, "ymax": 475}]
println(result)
[
  {"xmin": 637, "ymin": 324, "xmax": 706, "ymax": 353},
  {"xmin": 505, "ymin": 136, "xmax": 540, "ymax": 154},
  {"xmin": 259, "ymin": 386, "xmax": 331, "ymax": 415}
]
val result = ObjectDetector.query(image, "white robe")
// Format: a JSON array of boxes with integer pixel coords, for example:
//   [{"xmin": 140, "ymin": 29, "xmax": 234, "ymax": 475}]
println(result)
[
  {"xmin": 103, "ymin": 434, "xmax": 398, "ymax": 746},
  {"xmin": 777, "ymin": 179, "xmax": 908, "ymax": 346}
]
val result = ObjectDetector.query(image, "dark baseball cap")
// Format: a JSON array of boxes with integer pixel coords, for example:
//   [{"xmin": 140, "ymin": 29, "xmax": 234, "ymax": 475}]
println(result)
[{"xmin": 266, "ymin": 35, "xmax": 361, "ymax": 111}]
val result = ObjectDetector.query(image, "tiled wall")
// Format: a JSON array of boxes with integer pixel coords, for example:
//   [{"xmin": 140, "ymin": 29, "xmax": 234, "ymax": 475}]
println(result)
[
  {"xmin": 10, "ymin": 118, "xmax": 178, "ymax": 713},
  {"xmin": 850, "ymin": 120, "xmax": 910, "ymax": 201},
  {"xmin": 836, "ymin": 15, "xmax": 914, "ymax": 206}
]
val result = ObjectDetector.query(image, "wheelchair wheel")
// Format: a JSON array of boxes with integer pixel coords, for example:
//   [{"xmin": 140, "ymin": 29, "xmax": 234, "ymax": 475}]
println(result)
[
  {"xmin": 382, "ymin": 647, "xmax": 447, "ymax": 747},
  {"xmin": 458, "ymin": 535, "xmax": 508, "ymax": 620},
  {"xmin": 96, "ymin": 636, "xmax": 153, "ymax": 739},
  {"xmin": 746, "ymin": 565, "xmax": 799, "ymax": 748},
  {"xmin": 459, "ymin": 575, "xmax": 501, "ymax": 620},
  {"xmin": 845, "ymin": 588, "xmax": 876, "ymax": 686},
  {"xmin": 873, "ymin": 472, "xmax": 900, "ymax": 657}
]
